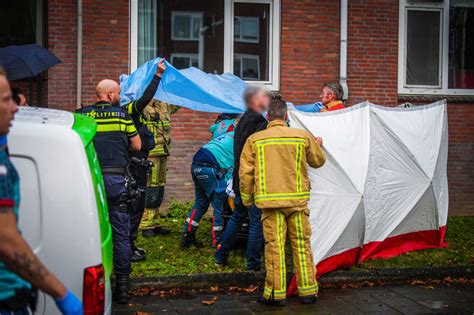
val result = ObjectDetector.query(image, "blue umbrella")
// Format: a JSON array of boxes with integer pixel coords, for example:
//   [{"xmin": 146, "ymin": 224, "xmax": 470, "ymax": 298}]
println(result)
[{"xmin": 0, "ymin": 44, "xmax": 61, "ymax": 80}]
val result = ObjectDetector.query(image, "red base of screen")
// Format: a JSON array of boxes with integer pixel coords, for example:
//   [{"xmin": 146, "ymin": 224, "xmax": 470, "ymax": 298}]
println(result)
[{"xmin": 287, "ymin": 226, "xmax": 447, "ymax": 297}]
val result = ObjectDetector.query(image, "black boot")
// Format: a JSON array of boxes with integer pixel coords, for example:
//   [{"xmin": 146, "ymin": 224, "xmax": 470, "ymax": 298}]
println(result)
[
  {"xmin": 153, "ymin": 225, "xmax": 171, "ymax": 235},
  {"xmin": 131, "ymin": 242, "xmax": 146, "ymax": 255},
  {"xmin": 300, "ymin": 295, "xmax": 318, "ymax": 304},
  {"xmin": 115, "ymin": 274, "xmax": 129, "ymax": 305},
  {"xmin": 257, "ymin": 295, "xmax": 287, "ymax": 307},
  {"xmin": 181, "ymin": 228, "xmax": 203, "ymax": 248}
]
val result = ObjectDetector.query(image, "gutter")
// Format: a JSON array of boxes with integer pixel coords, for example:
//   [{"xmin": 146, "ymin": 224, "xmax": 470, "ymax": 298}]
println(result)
[
  {"xmin": 76, "ymin": 0, "xmax": 83, "ymax": 109},
  {"xmin": 340, "ymin": 0, "xmax": 349, "ymax": 100}
]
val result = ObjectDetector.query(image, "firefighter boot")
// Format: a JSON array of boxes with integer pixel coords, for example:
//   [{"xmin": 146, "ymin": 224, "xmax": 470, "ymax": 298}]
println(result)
[
  {"xmin": 181, "ymin": 227, "xmax": 203, "ymax": 248},
  {"xmin": 115, "ymin": 274, "xmax": 129, "ymax": 305}
]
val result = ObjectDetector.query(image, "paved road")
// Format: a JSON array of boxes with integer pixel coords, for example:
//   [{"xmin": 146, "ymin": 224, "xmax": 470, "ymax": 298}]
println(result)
[{"xmin": 114, "ymin": 284, "xmax": 474, "ymax": 314}]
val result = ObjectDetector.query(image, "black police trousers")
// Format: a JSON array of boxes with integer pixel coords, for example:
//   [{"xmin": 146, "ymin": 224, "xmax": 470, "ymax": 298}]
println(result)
[{"xmin": 103, "ymin": 175, "xmax": 132, "ymax": 276}]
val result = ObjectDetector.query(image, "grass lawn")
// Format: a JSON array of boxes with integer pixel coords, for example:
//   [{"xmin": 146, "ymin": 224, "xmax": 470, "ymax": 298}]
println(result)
[{"xmin": 132, "ymin": 201, "xmax": 474, "ymax": 277}]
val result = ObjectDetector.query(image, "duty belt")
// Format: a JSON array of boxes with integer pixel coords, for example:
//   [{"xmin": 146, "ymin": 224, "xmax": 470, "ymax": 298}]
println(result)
[{"xmin": 102, "ymin": 166, "xmax": 126, "ymax": 175}]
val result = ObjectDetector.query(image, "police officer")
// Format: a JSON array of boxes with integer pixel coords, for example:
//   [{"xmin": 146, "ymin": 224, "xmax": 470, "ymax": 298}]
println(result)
[
  {"xmin": 139, "ymin": 100, "xmax": 180, "ymax": 237},
  {"xmin": 77, "ymin": 60, "xmax": 165, "ymax": 304},
  {"xmin": 121, "ymin": 61, "xmax": 167, "ymax": 262},
  {"xmin": 0, "ymin": 71, "xmax": 82, "ymax": 314}
]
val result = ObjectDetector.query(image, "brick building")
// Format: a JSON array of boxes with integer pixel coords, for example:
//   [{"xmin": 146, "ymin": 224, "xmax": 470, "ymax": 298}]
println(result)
[{"xmin": 2, "ymin": 0, "xmax": 473, "ymax": 215}]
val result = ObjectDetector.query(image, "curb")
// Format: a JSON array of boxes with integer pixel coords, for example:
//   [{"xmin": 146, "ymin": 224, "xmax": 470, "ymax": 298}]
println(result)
[{"xmin": 130, "ymin": 265, "xmax": 474, "ymax": 290}]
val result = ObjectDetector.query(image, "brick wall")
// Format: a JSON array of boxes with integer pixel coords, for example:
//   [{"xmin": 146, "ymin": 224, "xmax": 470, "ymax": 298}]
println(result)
[
  {"xmin": 47, "ymin": 0, "xmax": 77, "ymax": 110},
  {"xmin": 81, "ymin": 0, "xmax": 129, "ymax": 105},
  {"xmin": 280, "ymin": 0, "xmax": 340, "ymax": 103},
  {"xmin": 47, "ymin": 0, "xmax": 129, "ymax": 110}
]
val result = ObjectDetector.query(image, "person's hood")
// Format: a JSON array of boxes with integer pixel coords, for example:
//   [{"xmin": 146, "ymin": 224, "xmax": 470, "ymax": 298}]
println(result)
[{"xmin": 209, "ymin": 119, "xmax": 236, "ymax": 139}]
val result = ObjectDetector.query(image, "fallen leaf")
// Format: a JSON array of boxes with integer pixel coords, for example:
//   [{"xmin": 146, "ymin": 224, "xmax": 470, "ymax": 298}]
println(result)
[
  {"xmin": 135, "ymin": 312, "xmax": 153, "ymax": 315},
  {"xmin": 242, "ymin": 286, "xmax": 259, "ymax": 293},
  {"xmin": 210, "ymin": 286, "xmax": 219, "ymax": 292},
  {"xmin": 411, "ymin": 280, "xmax": 426, "ymax": 285},
  {"xmin": 202, "ymin": 296, "xmax": 218, "ymax": 305},
  {"xmin": 424, "ymin": 286, "xmax": 434, "ymax": 289}
]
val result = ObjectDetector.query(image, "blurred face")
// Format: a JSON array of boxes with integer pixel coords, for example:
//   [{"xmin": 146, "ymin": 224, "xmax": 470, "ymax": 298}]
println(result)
[
  {"xmin": 247, "ymin": 90, "xmax": 271, "ymax": 113},
  {"xmin": 18, "ymin": 93, "xmax": 27, "ymax": 106},
  {"xmin": 320, "ymin": 87, "xmax": 336, "ymax": 105},
  {"xmin": 0, "ymin": 77, "xmax": 19, "ymax": 135}
]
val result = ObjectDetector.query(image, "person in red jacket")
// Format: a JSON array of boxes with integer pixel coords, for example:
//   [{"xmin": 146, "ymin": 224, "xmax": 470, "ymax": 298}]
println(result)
[{"xmin": 320, "ymin": 83, "xmax": 345, "ymax": 112}]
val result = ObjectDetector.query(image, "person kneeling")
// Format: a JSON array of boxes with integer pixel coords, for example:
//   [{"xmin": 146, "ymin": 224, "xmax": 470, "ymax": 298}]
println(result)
[
  {"xmin": 181, "ymin": 114, "xmax": 237, "ymax": 248},
  {"xmin": 239, "ymin": 96, "xmax": 326, "ymax": 306}
]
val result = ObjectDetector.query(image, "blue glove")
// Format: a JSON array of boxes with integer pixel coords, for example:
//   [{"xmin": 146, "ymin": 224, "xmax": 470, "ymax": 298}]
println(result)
[
  {"xmin": 314, "ymin": 102, "xmax": 324, "ymax": 112},
  {"xmin": 55, "ymin": 290, "xmax": 83, "ymax": 315}
]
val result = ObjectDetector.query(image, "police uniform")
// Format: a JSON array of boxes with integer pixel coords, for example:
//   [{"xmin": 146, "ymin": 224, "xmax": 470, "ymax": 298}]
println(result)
[
  {"xmin": 120, "ymin": 75, "xmax": 161, "ymax": 258},
  {"xmin": 78, "ymin": 101, "xmax": 138, "ymax": 301},
  {"xmin": 139, "ymin": 100, "xmax": 180, "ymax": 232},
  {"xmin": 239, "ymin": 120, "xmax": 326, "ymax": 302}
]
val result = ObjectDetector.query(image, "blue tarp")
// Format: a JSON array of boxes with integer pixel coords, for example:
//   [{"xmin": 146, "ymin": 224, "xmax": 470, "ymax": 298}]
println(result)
[
  {"xmin": 120, "ymin": 58, "xmax": 247, "ymax": 113},
  {"xmin": 294, "ymin": 102, "xmax": 323, "ymax": 113}
]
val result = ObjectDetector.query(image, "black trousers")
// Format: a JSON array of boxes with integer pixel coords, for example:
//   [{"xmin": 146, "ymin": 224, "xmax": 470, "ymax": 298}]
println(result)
[{"xmin": 129, "ymin": 162, "xmax": 148, "ymax": 243}]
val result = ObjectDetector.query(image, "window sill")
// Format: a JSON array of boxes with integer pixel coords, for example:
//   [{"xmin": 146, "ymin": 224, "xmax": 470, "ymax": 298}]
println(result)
[{"xmin": 398, "ymin": 94, "xmax": 474, "ymax": 104}]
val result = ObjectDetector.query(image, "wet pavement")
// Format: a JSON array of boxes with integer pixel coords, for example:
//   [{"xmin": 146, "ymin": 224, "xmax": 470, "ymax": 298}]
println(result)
[{"xmin": 114, "ymin": 284, "xmax": 474, "ymax": 314}]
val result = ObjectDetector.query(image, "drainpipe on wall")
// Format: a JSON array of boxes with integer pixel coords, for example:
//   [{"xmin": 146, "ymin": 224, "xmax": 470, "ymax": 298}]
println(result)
[
  {"xmin": 340, "ymin": 0, "xmax": 349, "ymax": 100},
  {"xmin": 76, "ymin": 0, "xmax": 83, "ymax": 109}
]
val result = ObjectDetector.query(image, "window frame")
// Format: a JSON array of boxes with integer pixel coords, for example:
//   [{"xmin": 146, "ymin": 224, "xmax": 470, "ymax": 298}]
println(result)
[
  {"xmin": 398, "ymin": 0, "xmax": 474, "ymax": 96},
  {"xmin": 234, "ymin": 16, "xmax": 260, "ymax": 43},
  {"xmin": 234, "ymin": 54, "xmax": 261, "ymax": 80},
  {"xmin": 171, "ymin": 11, "xmax": 203, "ymax": 41},
  {"xmin": 170, "ymin": 53, "xmax": 200, "ymax": 69},
  {"xmin": 130, "ymin": 0, "xmax": 280, "ymax": 90}
]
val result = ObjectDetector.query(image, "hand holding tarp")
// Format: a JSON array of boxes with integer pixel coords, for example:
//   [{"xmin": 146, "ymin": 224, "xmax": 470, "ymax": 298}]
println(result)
[{"xmin": 156, "ymin": 59, "xmax": 166, "ymax": 77}]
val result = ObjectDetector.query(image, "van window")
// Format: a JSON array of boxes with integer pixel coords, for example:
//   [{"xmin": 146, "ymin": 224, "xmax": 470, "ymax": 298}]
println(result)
[{"xmin": 12, "ymin": 156, "xmax": 42, "ymax": 251}]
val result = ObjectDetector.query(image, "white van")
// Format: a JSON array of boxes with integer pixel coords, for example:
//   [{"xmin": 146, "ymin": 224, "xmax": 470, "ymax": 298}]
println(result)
[{"xmin": 8, "ymin": 107, "xmax": 113, "ymax": 315}]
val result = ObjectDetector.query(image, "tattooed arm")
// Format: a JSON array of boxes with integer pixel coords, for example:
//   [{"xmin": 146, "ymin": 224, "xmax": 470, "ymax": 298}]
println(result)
[{"xmin": 0, "ymin": 207, "xmax": 67, "ymax": 299}]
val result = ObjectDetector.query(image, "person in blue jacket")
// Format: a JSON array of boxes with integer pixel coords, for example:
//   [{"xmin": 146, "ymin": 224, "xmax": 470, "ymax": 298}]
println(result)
[{"xmin": 181, "ymin": 114, "xmax": 238, "ymax": 248}]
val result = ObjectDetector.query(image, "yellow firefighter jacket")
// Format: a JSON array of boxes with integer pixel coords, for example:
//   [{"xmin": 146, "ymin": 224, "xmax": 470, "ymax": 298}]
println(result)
[
  {"xmin": 239, "ymin": 120, "xmax": 326, "ymax": 209},
  {"xmin": 143, "ymin": 100, "xmax": 180, "ymax": 157}
]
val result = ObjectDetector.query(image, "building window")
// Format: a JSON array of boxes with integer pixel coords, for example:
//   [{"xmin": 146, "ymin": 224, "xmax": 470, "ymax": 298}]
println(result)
[
  {"xmin": 171, "ymin": 53, "xmax": 199, "ymax": 69},
  {"xmin": 131, "ymin": 0, "xmax": 280, "ymax": 90},
  {"xmin": 234, "ymin": 16, "xmax": 259, "ymax": 43},
  {"xmin": 234, "ymin": 54, "xmax": 260, "ymax": 80},
  {"xmin": 171, "ymin": 12, "xmax": 202, "ymax": 41},
  {"xmin": 0, "ymin": 0, "xmax": 43, "ymax": 47},
  {"xmin": 399, "ymin": 0, "xmax": 474, "ymax": 95}
]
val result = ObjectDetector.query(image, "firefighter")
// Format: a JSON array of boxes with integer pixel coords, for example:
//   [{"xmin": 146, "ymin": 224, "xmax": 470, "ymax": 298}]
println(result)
[
  {"xmin": 139, "ymin": 100, "xmax": 180, "ymax": 237},
  {"xmin": 320, "ymin": 83, "xmax": 345, "ymax": 112},
  {"xmin": 239, "ymin": 95, "xmax": 326, "ymax": 306}
]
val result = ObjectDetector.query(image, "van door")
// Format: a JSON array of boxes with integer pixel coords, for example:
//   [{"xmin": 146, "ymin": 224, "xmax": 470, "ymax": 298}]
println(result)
[{"xmin": 13, "ymin": 156, "xmax": 46, "ymax": 315}]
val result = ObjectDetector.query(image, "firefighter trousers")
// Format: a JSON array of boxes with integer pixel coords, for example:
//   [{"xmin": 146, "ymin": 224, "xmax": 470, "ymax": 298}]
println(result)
[
  {"xmin": 262, "ymin": 207, "xmax": 318, "ymax": 301},
  {"xmin": 140, "ymin": 155, "xmax": 168, "ymax": 229}
]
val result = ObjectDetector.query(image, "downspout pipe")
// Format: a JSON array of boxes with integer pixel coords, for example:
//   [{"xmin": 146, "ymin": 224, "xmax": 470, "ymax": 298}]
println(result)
[
  {"xmin": 76, "ymin": 0, "xmax": 83, "ymax": 109},
  {"xmin": 340, "ymin": 0, "xmax": 349, "ymax": 100}
]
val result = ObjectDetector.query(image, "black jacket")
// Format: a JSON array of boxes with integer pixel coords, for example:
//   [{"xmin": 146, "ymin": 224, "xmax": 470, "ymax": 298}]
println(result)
[{"xmin": 233, "ymin": 109, "xmax": 268, "ymax": 196}]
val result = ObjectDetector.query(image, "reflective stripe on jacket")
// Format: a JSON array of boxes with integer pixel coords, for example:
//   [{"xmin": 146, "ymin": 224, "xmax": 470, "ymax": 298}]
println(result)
[
  {"xmin": 142, "ymin": 100, "xmax": 180, "ymax": 156},
  {"xmin": 239, "ymin": 120, "xmax": 326, "ymax": 209}
]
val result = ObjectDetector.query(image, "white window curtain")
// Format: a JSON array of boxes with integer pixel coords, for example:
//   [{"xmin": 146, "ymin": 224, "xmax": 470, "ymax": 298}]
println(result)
[{"xmin": 138, "ymin": 0, "xmax": 157, "ymax": 67}]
